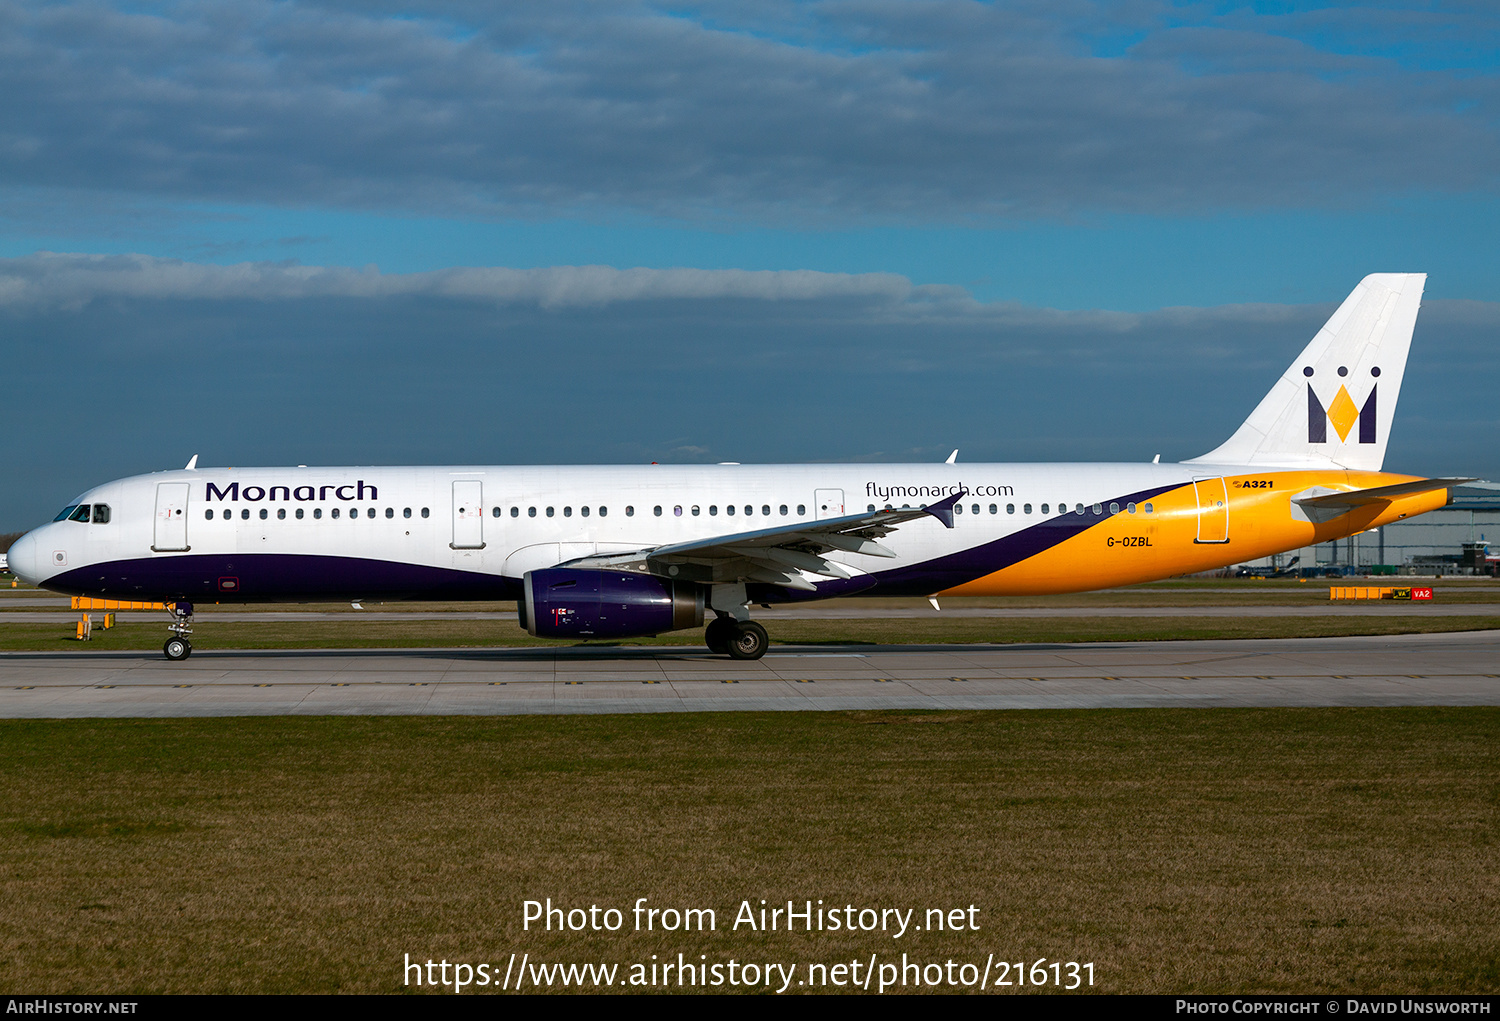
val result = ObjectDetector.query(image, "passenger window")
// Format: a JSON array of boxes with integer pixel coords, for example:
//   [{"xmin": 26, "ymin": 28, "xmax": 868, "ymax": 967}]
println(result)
[
  {"xmin": 955, "ymin": 503, "xmax": 963, "ymax": 515},
  {"xmin": 350, "ymin": 507, "xmax": 358, "ymax": 519},
  {"xmin": 652, "ymin": 506, "xmax": 661, "ymax": 516},
  {"xmin": 599, "ymin": 507, "xmax": 607, "ymax": 517},
  {"xmin": 314, "ymin": 508, "xmax": 322, "ymax": 519},
  {"xmin": 972, "ymin": 504, "xmax": 980, "ymax": 515},
  {"xmin": 691, "ymin": 506, "xmax": 700, "ymax": 516},
  {"xmin": 421, "ymin": 507, "xmax": 430, "ymax": 518},
  {"xmin": 277, "ymin": 508, "xmax": 286, "ymax": 520},
  {"xmin": 242, "ymin": 509, "xmax": 251, "ymax": 520},
  {"xmin": 492, "ymin": 507, "xmax": 501, "ymax": 517},
  {"xmin": 259, "ymin": 508, "xmax": 268, "ymax": 520},
  {"xmin": 367, "ymin": 507, "xmax": 376, "ymax": 519},
  {"xmin": 1076, "ymin": 504, "xmax": 1085, "ymax": 514},
  {"xmin": 1144, "ymin": 503, "xmax": 1154, "ymax": 514},
  {"xmin": 674, "ymin": 505, "xmax": 682, "ymax": 517},
  {"xmin": 725, "ymin": 505, "xmax": 734, "ymax": 516},
  {"xmin": 780, "ymin": 505, "xmax": 788, "ymax": 515},
  {"xmin": 1007, "ymin": 504, "xmax": 1014, "ymax": 514},
  {"xmin": 93, "ymin": 504, "xmax": 110, "ymax": 524},
  {"xmin": 1109, "ymin": 502, "xmax": 1119, "ymax": 514},
  {"xmin": 564, "ymin": 507, "xmax": 572, "ymax": 517},
  {"xmin": 529, "ymin": 507, "xmax": 537, "ymax": 517},
  {"xmin": 404, "ymin": 507, "xmax": 412, "ymax": 518},
  {"xmin": 1041, "ymin": 504, "xmax": 1049, "ymax": 514},
  {"xmin": 1093, "ymin": 503, "xmax": 1103, "ymax": 515},
  {"xmin": 205, "ymin": 510, "xmax": 214, "ymax": 521},
  {"xmin": 331, "ymin": 508, "xmax": 340, "ymax": 519},
  {"xmin": 1024, "ymin": 504, "xmax": 1032, "ymax": 514},
  {"xmin": 868, "ymin": 504, "xmax": 876, "ymax": 512},
  {"xmin": 1127, "ymin": 503, "xmax": 1136, "ymax": 514},
  {"xmin": 511, "ymin": 507, "xmax": 519, "ymax": 517},
  {"xmin": 762, "ymin": 505, "xmax": 770, "ymax": 516},
  {"xmin": 710, "ymin": 505, "xmax": 718, "ymax": 516},
  {"xmin": 989, "ymin": 504, "xmax": 997, "ymax": 515},
  {"xmin": 223, "ymin": 509, "xmax": 231, "ymax": 520},
  {"xmin": 797, "ymin": 505, "xmax": 805, "ymax": 516},
  {"xmin": 386, "ymin": 507, "xmax": 394, "ymax": 519},
  {"xmin": 547, "ymin": 507, "xmax": 555, "ymax": 517},
  {"xmin": 296, "ymin": 508, "xmax": 304, "ymax": 519},
  {"xmin": 69, "ymin": 505, "xmax": 91, "ymax": 523},
  {"xmin": 580, "ymin": 506, "xmax": 589, "ymax": 517}
]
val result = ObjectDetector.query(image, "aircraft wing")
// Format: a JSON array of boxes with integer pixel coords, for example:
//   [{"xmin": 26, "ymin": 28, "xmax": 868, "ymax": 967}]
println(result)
[
  {"xmin": 561, "ymin": 490, "xmax": 966, "ymax": 590},
  {"xmin": 1294, "ymin": 477, "xmax": 1475, "ymax": 510}
]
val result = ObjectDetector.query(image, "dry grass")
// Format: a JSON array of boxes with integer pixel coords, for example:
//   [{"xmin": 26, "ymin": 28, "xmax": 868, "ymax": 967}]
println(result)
[{"xmin": 0, "ymin": 709, "xmax": 1495, "ymax": 994}]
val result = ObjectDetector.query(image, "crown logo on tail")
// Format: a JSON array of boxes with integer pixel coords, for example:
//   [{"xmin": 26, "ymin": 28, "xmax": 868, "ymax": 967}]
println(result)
[{"xmin": 1306, "ymin": 364, "xmax": 1379, "ymax": 444}]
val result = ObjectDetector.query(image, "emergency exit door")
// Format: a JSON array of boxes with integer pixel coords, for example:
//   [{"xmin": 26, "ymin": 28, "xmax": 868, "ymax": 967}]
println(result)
[
  {"xmin": 153, "ymin": 482, "xmax": 190, "ymax": 551},
  {"xmin": 451, "ymin": 480, "xmax": 485, "ymax": 549},
  {"xmin": 815, "ymin": 489, "xmax": 845, "ymax": 519}
]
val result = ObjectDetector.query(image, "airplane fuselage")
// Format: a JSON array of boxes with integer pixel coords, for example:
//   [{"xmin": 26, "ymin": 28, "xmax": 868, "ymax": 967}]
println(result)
[{"xmin": 9, "ymin": 461, "xmax": 1444, "ymax": 605}]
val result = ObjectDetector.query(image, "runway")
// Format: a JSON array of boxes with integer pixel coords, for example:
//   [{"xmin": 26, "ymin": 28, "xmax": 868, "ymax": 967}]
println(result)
[{"xmin": 2, "ymin": 630, "xmax": 1497, "ymax": 717}]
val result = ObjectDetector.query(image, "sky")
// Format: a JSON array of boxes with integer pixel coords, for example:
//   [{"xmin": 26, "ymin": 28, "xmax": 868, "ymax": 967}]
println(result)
[{"xmin": 2, "ymin": 1, "xmax": 1498, "ymax": 530}]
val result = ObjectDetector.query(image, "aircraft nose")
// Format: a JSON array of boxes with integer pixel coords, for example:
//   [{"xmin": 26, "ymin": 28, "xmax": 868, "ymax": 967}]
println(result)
[{"xmin": 6, "ymin": 529, "xmax": 40, "ymax": 586}]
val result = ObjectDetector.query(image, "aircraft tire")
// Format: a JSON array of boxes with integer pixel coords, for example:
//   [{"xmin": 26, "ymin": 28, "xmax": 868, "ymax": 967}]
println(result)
[
  {"xmin": 163, "ymin": 637, "xmax": 191, "ymax": 661},
  {"xmin": 725, "ymin": 620, "xmax": 768, "ymax": 661},
  {"xmin": 705, "ymin": 617, "xmax": 734, "ymax": 655}
]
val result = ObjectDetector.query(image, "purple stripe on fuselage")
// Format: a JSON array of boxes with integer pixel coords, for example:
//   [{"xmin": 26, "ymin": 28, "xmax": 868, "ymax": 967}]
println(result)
[{"xmin": 45, "ymin": 553, "xmax": 522, "ymax": 603}]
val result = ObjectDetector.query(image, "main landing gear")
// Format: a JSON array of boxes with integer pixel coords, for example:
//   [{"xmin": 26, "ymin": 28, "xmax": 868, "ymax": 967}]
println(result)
[
  {"xmin": 705, "ymin": 615, "xmax": 769, "ymax": 660},
  {"xmin": 163, "ymin": 602, "xmax": 193, "ymax": 660}
]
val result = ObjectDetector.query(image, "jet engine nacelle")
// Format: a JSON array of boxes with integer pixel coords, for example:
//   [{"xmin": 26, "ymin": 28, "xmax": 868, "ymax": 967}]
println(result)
[{"xmin": 522, "ymin": 568, "xmax": 704, "ymax": 639}]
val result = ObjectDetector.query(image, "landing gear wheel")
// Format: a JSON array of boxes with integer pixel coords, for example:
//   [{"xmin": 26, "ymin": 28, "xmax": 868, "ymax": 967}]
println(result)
[
  {"xmin": 705, "ymin": 617, "xmax": 734, "ymax": 655},
  {"xmin": 725, "ymin": 620, "xmax": 769, "ymax": 661},
  {"xmin": 163, "ymin": 637, "xmax": 191, "ymax": 661}
]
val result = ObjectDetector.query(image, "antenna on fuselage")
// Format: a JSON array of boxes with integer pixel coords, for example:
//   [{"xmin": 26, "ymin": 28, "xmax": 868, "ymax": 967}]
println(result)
[
  {"xmin": 945, "ymin": 450, "xmax": 958, "ymax": 464},
  {"xmin": 184, "ymin": 454, "xmax": 199, "ymax": 470}
]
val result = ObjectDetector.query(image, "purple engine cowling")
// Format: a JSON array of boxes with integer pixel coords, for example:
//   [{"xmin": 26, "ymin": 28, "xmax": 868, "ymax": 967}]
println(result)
[{"xmin": 523, "ymin": 568, "xmax": 704, "ymax": 639}]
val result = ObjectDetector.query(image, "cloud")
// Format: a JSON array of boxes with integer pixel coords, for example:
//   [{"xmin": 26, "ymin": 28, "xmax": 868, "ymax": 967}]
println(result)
[
  {"xmin": 0, "ymin": 1, "xmax": 1496, "ymax": 224},
  {"xmin": 0, "ymin": 252, "xmax": 919, "ymax": 308}
]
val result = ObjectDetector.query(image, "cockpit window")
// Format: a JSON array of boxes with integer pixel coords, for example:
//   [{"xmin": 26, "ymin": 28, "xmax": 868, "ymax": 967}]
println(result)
[
  {"xmin": 91, "ymin": 504, "xmax": 110, "ymax": 524},
  {"xmin": 68, "ymin": 504, "xmax": 92, "ymax": 523},
  {"xmin": 53, "ymin": 504, "xmax": 80, "ymax": 522}
]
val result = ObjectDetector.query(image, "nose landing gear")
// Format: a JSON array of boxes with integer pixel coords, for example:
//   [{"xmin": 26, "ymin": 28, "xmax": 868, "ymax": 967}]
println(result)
[{"xmin": 163, "ymin": 602, "xmax": 193, "ymax": 660}]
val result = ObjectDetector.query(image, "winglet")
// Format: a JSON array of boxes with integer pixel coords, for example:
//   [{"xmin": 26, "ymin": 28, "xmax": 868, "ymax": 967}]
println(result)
[
  {"xmin": 924, "ymin": 490, "xmax": 965, "ymax": 528},
  {"xmin": 184, "ymin": 454, "xmax": 199, "ymax": 471}
]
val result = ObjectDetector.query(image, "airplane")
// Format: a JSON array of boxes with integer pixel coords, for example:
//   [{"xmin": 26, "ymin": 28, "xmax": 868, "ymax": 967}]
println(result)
[{"xmin": 6, "ymin": 273, "xmax": 1470, "ymax": 662}]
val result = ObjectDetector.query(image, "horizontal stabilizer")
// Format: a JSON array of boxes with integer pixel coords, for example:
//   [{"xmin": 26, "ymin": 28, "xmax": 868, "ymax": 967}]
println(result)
[{"xmin": 1294, "ymin": 477, "xmax": 1474, "ymax": 510}]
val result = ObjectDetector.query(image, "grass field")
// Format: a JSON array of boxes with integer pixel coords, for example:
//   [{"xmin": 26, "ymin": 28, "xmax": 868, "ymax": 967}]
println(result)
[
  {"xmin": 0, "ymin": 708, "xmax": 1495, "ymax": 994},
  {"xmin": 3, "ymin": 614, "xmax": 1500, "ymax": 653}
]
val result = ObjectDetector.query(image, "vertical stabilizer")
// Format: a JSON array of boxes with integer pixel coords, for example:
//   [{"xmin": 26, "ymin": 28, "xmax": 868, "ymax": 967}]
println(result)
[{"xmin": 1186, "ymin": 273, "xmax": 1425, "ymax": 471}]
